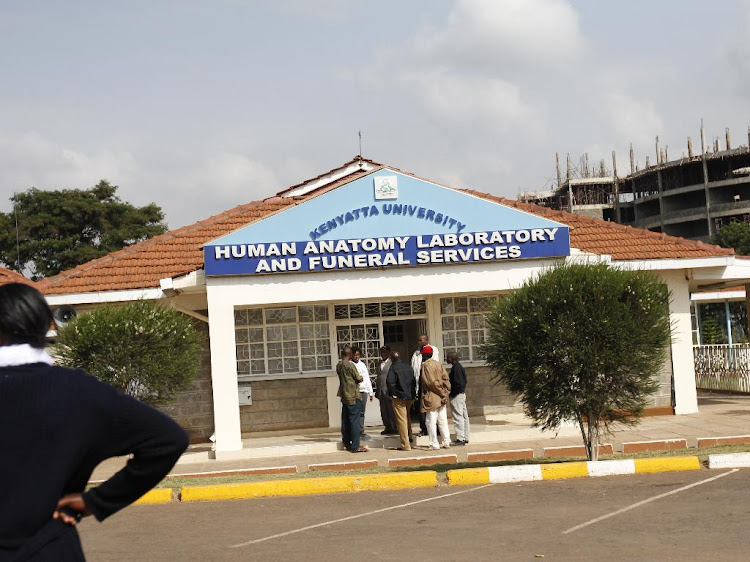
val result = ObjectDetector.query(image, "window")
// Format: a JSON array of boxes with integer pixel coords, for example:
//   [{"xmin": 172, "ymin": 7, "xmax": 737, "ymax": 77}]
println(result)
[
  {"xmin": 336, "ymin": 323, "xmax": 381, "ymax": 376},
  {"xmin": 235, "ymin": 305, "xmax": 331, "ymax": 377},
  {"xmin": 440, "ymin": 295, "xmax": 499, "ymax": 362},
  {"xmin": 696, "ymin": 301, "xmax": 749, "ymax": 345},
  {"xmin": 383, "ymin": 323, "xmax": 405, "ymax": 344}
]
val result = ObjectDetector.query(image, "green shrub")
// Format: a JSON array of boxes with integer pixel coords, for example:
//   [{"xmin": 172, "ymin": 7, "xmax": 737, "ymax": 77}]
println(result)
[
  {"xmin": 482, "ymin": 262, "xmax": 671, "ymax": 460},
  {"xmin": 55, "ymin": 301, "xmax": 202, "ymax": 405}
]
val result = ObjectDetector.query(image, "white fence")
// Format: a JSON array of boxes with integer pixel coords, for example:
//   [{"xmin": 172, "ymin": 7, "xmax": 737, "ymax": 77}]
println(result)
[{"xmin": 694, "ymin": 343, "xmax": 750, "ymax": 393}]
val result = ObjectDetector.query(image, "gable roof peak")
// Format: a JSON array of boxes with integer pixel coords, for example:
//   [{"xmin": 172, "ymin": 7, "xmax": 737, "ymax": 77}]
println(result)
[{"xmin": 277, "ymin": 157, "xmax": 382, "ymax": 199}]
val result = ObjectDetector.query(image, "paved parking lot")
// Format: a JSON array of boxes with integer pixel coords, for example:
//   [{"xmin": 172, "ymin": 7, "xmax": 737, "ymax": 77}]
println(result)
[{"xmin": 79, "ymin": 469, "xmax": 750, "ymax": 561}]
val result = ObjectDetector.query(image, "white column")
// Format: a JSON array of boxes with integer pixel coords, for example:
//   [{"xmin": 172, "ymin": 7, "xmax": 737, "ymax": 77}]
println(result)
[
  {"xmin": 326, "ymin": 374, "xmax": 341, "ymax": 428},
  {"xmin": 662, "ymin": 271, "xmax": 699, "ymax": 414},
  {"xmin": 426, "ymin": 295, "xmax": 443, "ymax": 359},
  {"xmin": 206, "ymin": 288, "xmax": 243, "ymax": 453}
]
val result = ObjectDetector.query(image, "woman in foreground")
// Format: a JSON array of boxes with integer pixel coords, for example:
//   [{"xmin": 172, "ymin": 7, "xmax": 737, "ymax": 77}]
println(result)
[{"xmin": 0, "ymin": 283, "xmax": 188, "ymax": 561}]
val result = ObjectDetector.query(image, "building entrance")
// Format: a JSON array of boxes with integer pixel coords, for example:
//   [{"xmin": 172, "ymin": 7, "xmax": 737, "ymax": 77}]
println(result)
[
  {"xmin": 332, "ymin": 301, "xmax": 429, "ymax": 429},
  {"xmin": 383, "ymin": 319, "xmax": 425, "ymax": 361}
]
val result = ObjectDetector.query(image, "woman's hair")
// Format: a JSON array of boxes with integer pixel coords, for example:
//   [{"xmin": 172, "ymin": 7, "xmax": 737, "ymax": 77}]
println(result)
[{"xmin": 0, "ymin": 283, "xmax": 52, "ymax": 348}]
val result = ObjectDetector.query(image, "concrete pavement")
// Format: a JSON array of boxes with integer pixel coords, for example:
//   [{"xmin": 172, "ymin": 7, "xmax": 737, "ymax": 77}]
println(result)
[{"xmin": 90, "ymin": 392, "xmax": 750, "ymax": 481}]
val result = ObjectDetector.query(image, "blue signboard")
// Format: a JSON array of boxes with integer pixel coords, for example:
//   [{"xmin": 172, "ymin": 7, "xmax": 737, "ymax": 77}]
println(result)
[
  {"xmin": 203, "ymin": 168, "xmax": 572, "ymax": 276},
  {"xmin": 204, "ymin": 228, "xmax": 570, "ymax": 276}
]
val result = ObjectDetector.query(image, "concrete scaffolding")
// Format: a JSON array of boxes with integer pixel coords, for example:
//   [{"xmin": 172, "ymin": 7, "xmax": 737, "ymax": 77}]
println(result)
[{"xmin": 519, "ymin": 125, "xmax": 750, "ymax": 242}]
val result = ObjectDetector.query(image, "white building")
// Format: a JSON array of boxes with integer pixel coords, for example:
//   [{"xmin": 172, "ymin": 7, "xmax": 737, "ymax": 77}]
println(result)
[{"xmin": 42, "ymin": 158, "xmax": 750, "ymax": 457}]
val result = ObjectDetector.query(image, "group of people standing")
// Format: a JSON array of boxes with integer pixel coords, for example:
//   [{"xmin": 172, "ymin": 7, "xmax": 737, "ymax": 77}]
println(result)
[{"xmin": 337, "ymin": 335, "xmax": 470, "ymax": 453}]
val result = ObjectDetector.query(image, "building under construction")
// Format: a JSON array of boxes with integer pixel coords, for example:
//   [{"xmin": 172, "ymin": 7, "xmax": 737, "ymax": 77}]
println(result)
[{"xmin": 520, "ymin": 126, "xmax": 750, "ymax": 242}]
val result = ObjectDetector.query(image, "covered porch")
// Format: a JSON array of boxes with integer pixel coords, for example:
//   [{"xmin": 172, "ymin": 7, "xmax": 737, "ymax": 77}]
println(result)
[{"xmin": 690, "ymin": 262, "xmax": 750, "ymax": 393}]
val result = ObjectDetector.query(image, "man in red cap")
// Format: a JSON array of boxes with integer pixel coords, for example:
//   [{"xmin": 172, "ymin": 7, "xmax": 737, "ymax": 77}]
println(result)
[
  {"xmin": 411, "ymin": 334, "xmax": 440, "ymax": 436},
  {"xmin": 419, "ymin": 345, "xmax": 451, "ymax": 450}
]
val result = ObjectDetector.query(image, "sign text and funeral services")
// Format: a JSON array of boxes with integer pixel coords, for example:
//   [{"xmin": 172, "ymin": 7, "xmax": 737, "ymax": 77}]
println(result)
[{"xmin": 205, "ymin": 227, "xmax": 570, "ymax": 276}]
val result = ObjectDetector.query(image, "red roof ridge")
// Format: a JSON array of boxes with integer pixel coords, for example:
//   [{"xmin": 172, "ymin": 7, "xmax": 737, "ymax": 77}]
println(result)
[
  {"xmin": 276, "ymin": 156, "xmax": 383, "ymax": 196},
  {"xmin": 286, "ymin": 165, "xmax": 384, "ymax": 201}
]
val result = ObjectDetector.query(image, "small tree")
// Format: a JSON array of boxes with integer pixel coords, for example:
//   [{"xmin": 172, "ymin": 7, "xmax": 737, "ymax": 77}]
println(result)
[
  {"xmin": 482, "ymin": 262, "xmax": 671, "ymax": 461},
  {"xmin": 713, "ymin": 221, "xmax": 750, "ymax": 255},
  {"xmin": 55, "ymin": 301, "xmax": 202, "ymax": 406},
  {"xmin": 0, "ymin": 181, "xmax": 167, "ymax": 279}
]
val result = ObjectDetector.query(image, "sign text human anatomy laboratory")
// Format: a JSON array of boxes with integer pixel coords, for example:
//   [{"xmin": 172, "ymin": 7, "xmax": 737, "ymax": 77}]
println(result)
[{"xmin": 204, "ymin": 228, "xmax": 571, "ymax": 276}]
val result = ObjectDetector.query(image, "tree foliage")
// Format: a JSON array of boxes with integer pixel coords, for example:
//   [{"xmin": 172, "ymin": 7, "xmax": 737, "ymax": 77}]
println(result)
[
  {"xmin": 713, "ymin": 221, "xmax": 750, "ymax": 255},
  {"xmin": 55, "ymin": 301, "xmax": 202, "ymax": 406},
  {"xmin": 482, "ymin": 262, "xmax": 671, "ymax": 461},
  {"xmin": 0, "ymin": 180, "xmax": 167, "ymax": 280}
]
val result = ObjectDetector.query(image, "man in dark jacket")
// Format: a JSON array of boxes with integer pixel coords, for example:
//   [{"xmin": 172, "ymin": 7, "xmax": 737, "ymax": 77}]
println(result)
[
  {"xmin": 386, "ymin": 352, "xmax": 416, "ymax": 451},
  {"xmin": 447, "ymin": 351, "xmax": 470, "ymax": 445},
  {"xmin": 0, "ymin": 283, "xmax": 188, "ymax": 561}
]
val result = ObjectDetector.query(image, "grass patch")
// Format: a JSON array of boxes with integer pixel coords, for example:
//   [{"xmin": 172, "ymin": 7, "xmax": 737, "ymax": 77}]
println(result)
[{"xmin": 153, "ymin": 444, "xmax": 750, "ymax": 489}]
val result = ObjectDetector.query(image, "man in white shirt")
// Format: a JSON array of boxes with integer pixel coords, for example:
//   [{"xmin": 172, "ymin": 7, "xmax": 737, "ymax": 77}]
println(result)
[
  {"xmin": 411, "ymin": 335, "xmax": 439, "ymax": 436},
  {"xmin": 352, "ymin": 347, "xmax": 374, "ymax": 438}
]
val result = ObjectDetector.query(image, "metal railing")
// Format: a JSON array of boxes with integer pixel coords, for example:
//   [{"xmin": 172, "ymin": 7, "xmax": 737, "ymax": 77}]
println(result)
[{"xmin": 694, "ymin": 343, "xmax": 750, "ymax": 393}]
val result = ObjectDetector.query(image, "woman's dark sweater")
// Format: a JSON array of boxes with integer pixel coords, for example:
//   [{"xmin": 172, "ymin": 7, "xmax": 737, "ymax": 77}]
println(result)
[{"xmin": 0, "ymin": 362, "xmax": 188, "ymax": 550}]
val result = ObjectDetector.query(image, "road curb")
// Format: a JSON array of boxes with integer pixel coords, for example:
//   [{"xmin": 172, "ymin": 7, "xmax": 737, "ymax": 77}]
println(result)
[
  {"xmin": 134, "ymin": 488, "xmax": 174, "ymax": 505},
  {"xmin": 698, "ymin": 435, "xmax": 750, "ymax": 448},
  {"xmin": 707, "ymin": 452, "xmax": 750, "ymax": 469},
  {"xmin": 622, "ymin": 439, "xmax": 687, "ymax": 454},
  {"xmin": 388, "ymin": 454, "xmax": 457, "ymax": 467},
  {"xmin": 180, "ymin": 470, "xmax": 438, "ymax": 502},
  {"xmin": 446, "ymin": 456, "xmax": 701, "ymax": 486},
  {"xmin": 167, "ymin": 466, "xmax": 298, "ymax": 479}
]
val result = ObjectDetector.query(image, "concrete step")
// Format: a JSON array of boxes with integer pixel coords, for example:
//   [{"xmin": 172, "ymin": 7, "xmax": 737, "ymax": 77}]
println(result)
[{"xmin": 203, "ymin": 423, "xmax": 580, "ymax": 462}]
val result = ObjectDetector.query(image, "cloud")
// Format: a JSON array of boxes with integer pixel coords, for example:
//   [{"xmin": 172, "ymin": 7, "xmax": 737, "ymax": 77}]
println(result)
[
  {"xmin": 0, "ymin": 133, "xmax": 279, "ymax": 228},
  {"xmin": 172, "ymin": 152, "xmax": 279, "ymax": 214},
  {"xmin": 725, "ymin": 4, "xmax": 750, "ymax": 91},
  {"xmin": 267, "ymin": 0, "xmax": 353, "ymax": 22},
  {"xmin": 411, "ymin": 0, "xmax": 586, "ymax": 74},
  {"xmin": 354, "ymin": 0, "xmax": 674, "ymax": 193},
  {"xmin": 403, "ymin": 70, "xmax": 542, "ymax": 135},
  {"xmin": 0, "ymin": 133, "xmax": 137, "ymax": 195},
  {"xmin": 601, "ymin": 92, "xmax": 664, "ymax": 150}
]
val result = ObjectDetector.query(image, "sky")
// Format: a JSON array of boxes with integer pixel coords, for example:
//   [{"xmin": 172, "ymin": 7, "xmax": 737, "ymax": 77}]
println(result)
[{"xmin": 1, "ymin": 0, "xmax": 749, "ymax": 229}]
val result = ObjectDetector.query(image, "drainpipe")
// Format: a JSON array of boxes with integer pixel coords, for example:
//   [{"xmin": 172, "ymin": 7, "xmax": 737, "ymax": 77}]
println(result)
[{"xmin": 725, "ymin": 300, "xmax": 734, "ymax": 364}]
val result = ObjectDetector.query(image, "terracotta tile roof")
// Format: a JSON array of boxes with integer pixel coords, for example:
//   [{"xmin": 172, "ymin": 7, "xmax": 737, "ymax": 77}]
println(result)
[
  {"xmin": 42, "ymin": 161, "xmax": 733, "ymax": 296},
  {"xmin": 0, "ymin": 267, "xmax": 36, "ymax": 287},
  {"xmin": 462, "ymin": 190, "xmax": 734, "ymax": 261}
]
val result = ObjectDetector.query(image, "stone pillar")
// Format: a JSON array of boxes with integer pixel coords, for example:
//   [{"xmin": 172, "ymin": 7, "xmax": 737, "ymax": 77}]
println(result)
[
  {"xmin": 745, "ymin": 284, "xmax": 750, "ymax": 338},
  {"xmin": 206, "ymin": 285, "xmax": 243, "ymax": 454},
  {"xmin": 662, "ymin": 271, "xmax": 699, "ymax": 414}
]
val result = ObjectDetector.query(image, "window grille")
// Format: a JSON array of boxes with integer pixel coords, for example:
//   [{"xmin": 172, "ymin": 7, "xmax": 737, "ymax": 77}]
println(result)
[
  {"xmin": 440, "ymin": 295, "xmax": 499, "ymax": 362},
  {"xmin": 333, "ymin": 300, "xmax": 426, "ymax": 320},
  {"xmin": 235, "ymin": 305, "xmax": 331, "ymax": 377}
]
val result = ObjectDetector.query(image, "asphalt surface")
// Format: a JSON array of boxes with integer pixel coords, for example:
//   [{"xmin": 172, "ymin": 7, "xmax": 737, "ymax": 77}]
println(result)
[{"xmin": 78, "ymin": 469, "xmax": 750, "ymax": 561}]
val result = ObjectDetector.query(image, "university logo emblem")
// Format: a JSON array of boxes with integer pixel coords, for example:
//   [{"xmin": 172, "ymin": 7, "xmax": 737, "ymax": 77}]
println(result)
[{"xmin": 373, "ymin": 175, "xmax": 398, "ymax": 200}]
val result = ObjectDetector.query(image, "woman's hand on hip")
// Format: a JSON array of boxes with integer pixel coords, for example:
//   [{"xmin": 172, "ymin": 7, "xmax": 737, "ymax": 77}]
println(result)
[{"xmin": 53, "ymin": 493, "xmax": 92, "ymax": 526}]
